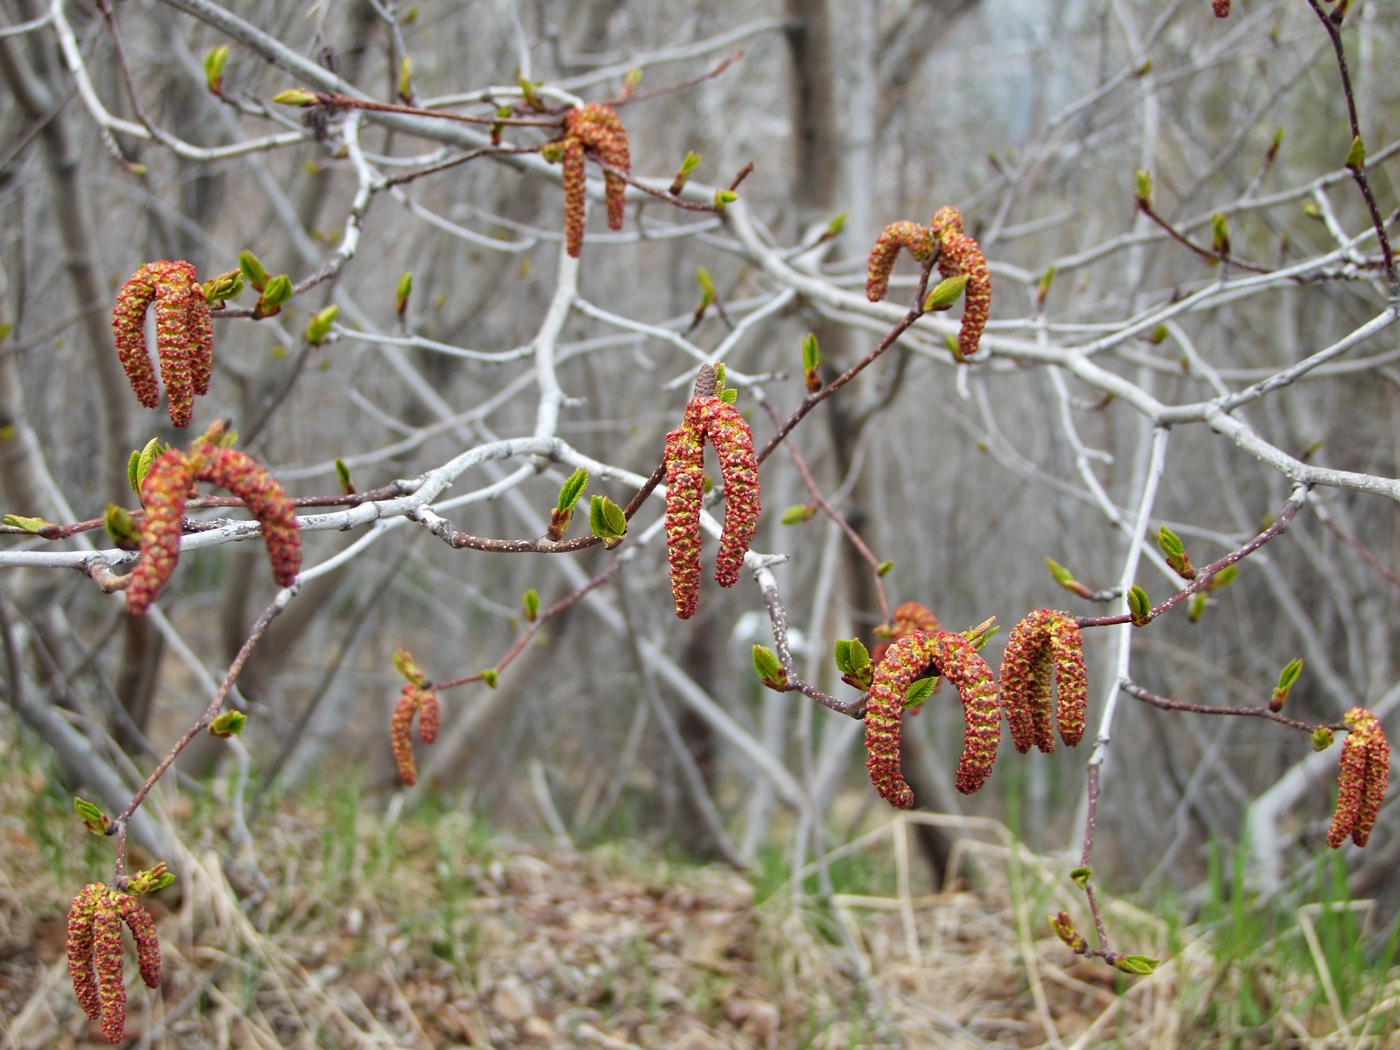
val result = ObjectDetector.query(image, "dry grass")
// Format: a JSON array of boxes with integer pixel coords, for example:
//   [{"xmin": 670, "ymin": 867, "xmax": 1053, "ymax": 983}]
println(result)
[{"xmin": 2, "ymin": 728, "xmax": 1399, "ymax": 1049}]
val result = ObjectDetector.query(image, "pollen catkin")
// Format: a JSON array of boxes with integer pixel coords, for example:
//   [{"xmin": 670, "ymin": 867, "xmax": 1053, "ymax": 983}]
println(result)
[
  {"xmin": 999, "ymin": 609, "xmax": 1088, "ymax": 752},
  {"xmin": 192, "ymin": 444, "xmax": 301, "ymax": 587},
  {"xmin": 871, "ymin": 602, "xmax": 942, "ymax": 690},
  {"xmin": 689, "ymin": 398, "xmax": 760, "ymax": 588},
  {"xmin": 92, "ymin": 899, "xmax": 126, "ymax": 1043},
  {"xmin": 127, "ymin": 450, "xmax": 194, "ymax": 616},
  {"xmin": 561, "ymin": 136, "xmax": 587, "ymax": 258},
  {"xmin": 865, "ymin": 221, "xmax": 935, "ymax": 302},
  {"xmin": 930, "ymin": 206, "xmax": 991, "ymax": 360},
  {"xmin": 663, "ymin": 420, "xmax": 705, "ymax": 619},
  {"xmin": 1328, "ymin": 707, "xmax": 1390, "ymax": 848},
  {"xmin": 864, "ymin": 628, "xmax": 1001, "ymax": 807},
  {"xmin": 67, "ymin": 884, "xmax": 103, "ymax": 1022},
  {"xmin": 1212, "ymin": 0, "xmax": 1229, "ymax": 15},
  {"xmin": 391, "ymin": 685, "xmax": 420, "ymax": 786},
  {"xmin": 415, "ymin": 685, "xmax": 440, "ymax": 744},
  {"xmin": 564, "ymin": 103, "xmax": 631, "ymax": 231},
  {"xmin": 116, "ymin": 895, "xmax": 162, "ymax": 989},
  {"xmin": 112, "ymin": 261, "xmax": 214, "ymax": 426}
]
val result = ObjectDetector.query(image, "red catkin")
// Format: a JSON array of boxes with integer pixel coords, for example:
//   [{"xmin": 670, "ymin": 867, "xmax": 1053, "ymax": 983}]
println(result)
[
  {"xmin": 560, "ymin": 136, "xmax": 587, "ymax": 258},
  {"xmin": 66, "ymin": 884, "xmax": 104, "ymax": 1022},
  {"xmin": 564, "ymin": 103, "xmax": 630, "ymax": 231},
  {"xmin": 127, "ymin": 450, "xmax": 194, "ymax": 616},
  {"xmin": 117, "ymin": 895, "xmax": 162, "ymax": 989},
  {"xmin": 391, "ymin": 684, "xmax": 420, "ymax": 786},
  {"xmin": 865, "ymin": 221, "xmax": 935, "ymax": 302},
  {"xmin": 689, "ymin": 398, "xmax": 760, "ymax": 588},
  {"xmin": 864, "ymin": 629, "xmax": 1001, "ymax": 807},
  {"xmin": 112, "ymin": 261, "xmax": 213, "ymax": 426},
  {"xmin": 930, "ymin": 206, "xmax": 991, "ymax": 360},
  {"xmin": 999, "ymin": 610, "xmax": 1088, "ymax": 753},
  {"xmin": 1328, "ymin": 707, "xmax": 1389, "ymax": 848},
  {"xmin": 1212, "ymin": 0, "xmax": 1230, "ymax": 16},
  {"xmin": 663, "ymin": 420, "xmax": 705, "ymax": 619},
  {"xmin": 92, "ymin": 898, "xmax": 126, "ymax": 1043},
  {"xmin": 192, "ymin": 444, "xmax": 302, "ymax": 587}
]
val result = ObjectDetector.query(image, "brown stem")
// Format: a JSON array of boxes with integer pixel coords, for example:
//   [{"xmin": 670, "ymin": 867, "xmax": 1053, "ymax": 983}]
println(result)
[
  {"xmin": 757, "ymin": 574, "xmax": 865, "ymax": 718},
  {"xmin": 1076, "ymin": 492, "xmax": 1306, "ymax": 628},
  {"xmin": 606, "ymin": 50, "xmax": 743, "ymax": 107},
  {"xmin": 1121, "ymin": 679, "xmax": 1342, "ymax": 734},
  {"xmin": 1136, "ymin": 200, "xmax": 1271, "ymax": 274},
  {"xmin": 1304, "ymin": 0, "xmax": 1397, "ymax": 289}
]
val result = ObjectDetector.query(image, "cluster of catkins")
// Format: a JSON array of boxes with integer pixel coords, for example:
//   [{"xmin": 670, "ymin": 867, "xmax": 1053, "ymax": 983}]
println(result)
[
  {"xmin": 554, "ymin": 103, "xmax": 631, "ymax": 257},
  {"xmin": 865, "ymin": 206, "xmax": 991, "ymax": 361},
  {"xmin": 126, "ymin": 425, "xmax": 301, "ymax": 615},
  {"xmin": 662, "ymin": 364, "xmax": 760, "ymax": 619},
  {"xmin": 113, "ymin": 261, "xmax": 213, "ymax": 428},
  {"xmin": 1328, "ymin": 707, "xmax": 1390, "ymax": 848},
  {"xmin": 863, "ymin": 607, "xmax": 1087, "ymax": 809},
  {"xmin": 67, "ymin": 882, "xmax": 162, "ymax": 1042},
  {"xmin": 389, "ymin": 648, "xmax": 440, "ymax": 786}
]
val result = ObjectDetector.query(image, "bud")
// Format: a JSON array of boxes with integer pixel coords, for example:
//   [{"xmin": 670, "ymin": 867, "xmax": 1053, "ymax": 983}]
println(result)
[
  {"xmin": 209, "ymin": 710, "xmax": 248, "ymax": 737},
  {"xmin": 712, "ymin": 189, "xmax": 738, "ymax": 210},
  {"xmin": 1270, "ymin": 658, "xmax": 1302, "ymax": 712},
  {"xmin": 522, "ymin": 588, "xmax": 540, "ymax": 623},
  {"xmin": 104, "ymin": 504, "xmax": 141, "ymax": 550},
  {"xmin": 1313, "ymin": 726, "xmax": 1335, "ymax": 751},
  {"xmin": 397, "ymin": 56, "xmax": 413, "ymax": 102},
  {"xmin": 202, "ymin": 269, "xmax": 244, "ymax": 304},
  {"xmin": 74, "ymin": 797, "xmax": 111, "ymax": 835},
  {"xmin": 1210, "ymin": 213, "xmax": 1230, "ymax": 257},
  {"xmin": 395, "ymin": 272, "xmax": 413, "ymax": 315},
  {"xmin": 752, "ymin": 644, "xmax": 787, "ymax": 690},
  {"xmin": 588, "ymin": 494, "xmax": 628, "ymax": 546},
  {"xmin": 801, "ymin": 333, "xmax": 821, "ymax": 392},
  {"xmin": 238, "ymin": 250, "xmax": 269, "ymax": 291},
  {"xmin": 254, "ymin": 274, "xmax": 293, "ymax": 319},
  {"xmin": 204, "ymin": 45, "xmax": 229, "ymax": 94},
  {"xmin": 669, "ymin": 150, "xmax": 702, "ymax": 196},
  {"xmin": 305, "ymin": 305, "xmax": 338, "ymax": 345},
  {"xmin": 272, "ymin": 88, "xmax": 321, "ymax": 106},
  {"xmin": 1345, "ymin": 135, "xmax": 1366, "ymax": 173},
  {"xmin": 780, "ymin": 504, "xmax": 817, "ymax": 525},
  {"xmin": 1156, "ymin": 525, "xmax": 1196, "ymax": 579},
  {"xmin": 923, "ymin": 273, "xmax": 969, "ymax": 313},
  {"xmin": 1135, "ymin": 169, "xmax": 1152, "ymax": 207},
  {"xmin": 334, "ymin": 457, "xmax": 355, "ymax": 495}
]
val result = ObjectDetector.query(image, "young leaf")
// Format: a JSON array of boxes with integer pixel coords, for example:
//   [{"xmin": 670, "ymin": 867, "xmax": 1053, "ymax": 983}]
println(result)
[
  {"xmin": 1135, "ymin": 169, "xmax": 1152, "ymax": 207},
  {"xmin": 1271, "ymin": 657, "xmax": 1302, "ymax": 711},
  {"xmin": 719, "ymin": 388, "xmax": 737, "ymax": 405},
  {"xmin": 204, "ymin": 45, "xmax": 229, "ymax": 94},
  {"xmin": 272, "ymin": 88, "xmax": 320, "ymax": 107},
  {"xmin": 104, "ymin": 504, "xmax": 140, "ymax": 549},
  {"xmin": 903, "ymin": 676, "xmax": 936, "ymax": 710},
  {"xmin": 876, "ymin": 560, "xmax": 894, "ymax": 577},
  {"xmin": 556, "ymin": 468, "xmax": 588, "ymax": 512},
  {"xmin": 481, "ymin": 668, "xmax": 499, "ymax": 688},
  {"xmin": 238, "ymin": 249, "xmax": 268, "ymax": 290},
  {"xmin": 1210, "ymin": 213, "xmax": 1230, "ymax": 256},
  {"xmin": 588, "ymin": 494, "xmax": 627, "ymax": 544},
  {"xmin": 1156, "ymin": 525, "xmax": 1184, "ymax": 559},
  {"xmin": 131, "ymin": 437, "xmax": 163, "ymax": 495},
  {"xmin": 669, "ymin": 150, "xmax": 702, "ymax": 196},
  {"xmin": 1113, "ymin": 955, "xmax": 1159, "ymax": 976},
  {"xmin": 74, "ymin": 797, "xmax": 110, "ymax": 835},
  {"xmin": 3, "ymin": 514, "xmax": 51, "ymax": 533},
  {"xmin": 396, "ymin": 272, "xmax": 413, "ymax": 315},
  {"xmin": 696, "ymin": 267, "xmax": 716, "ymax": 304},
  {"xmin": 1187, "ymin": 592, "xmax": 1208, "ymax": 623},
  {"xmin": 209, "ymin": 710, "xmax": 248, "ymax": 737},
  {"xmin": 203, "ymin": 270, "xmax": 244, "ymax": 304},
  {"xmin": 1069, "ymin": 865, "xmax": 1092, "ymax": 889},
  {"xmin": 802, "ymin": 332, "xmax": 822, "ymax": 392},
  {"xmin": 1345, "ymin": 134, "xmax": 1366, "ymax": 172},
  {"xmin": 1127, "ymin": 584, "xmax": 1151, "ymax": 625},
  {"xmin": 260, "ymin": 274, "xmax": 293, "ymax": 309},
  {"xmin": 305, "ymin": 305, "xmax": 338, "ymax": 345},
  {"xmin": 1312, "ymin": 726, "xmax": 1335, "ymax": 751},
  {"xmin": 1208, "ymin": 564, "xmax": 1239, "ymax": 591},
  {"xmin": 522, "ymin": 588, "xmax": 540, "ymax": 623},
  {"xmin": 834, "ymin": 639, "xmax": 853, "ymax": 674},
  {"xmin": 847, "ymin": 637, "xmax": 870, "ymax": 672}
]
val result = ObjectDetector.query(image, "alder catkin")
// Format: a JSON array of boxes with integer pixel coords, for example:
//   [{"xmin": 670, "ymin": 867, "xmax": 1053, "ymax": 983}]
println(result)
[
  {"xmin": 117, "ymin": 895, "xmax": 162, "ymax": 990},
  {"xmin": 192, "ymin": 444, "xmax": 301, "ymax": 587},
  {"xmin": 691, "ymin": 398, "xmax": 760, "ymax": 588},
  {"xmin": 391, "ymin": 685, "xmax": 420, "ymax": 786},
  {"xmin": 565, "ymin": 103, "xmax": 631, "ymax": 231},
  {"xmin": 1328, "ymin": 707, "xmax": 1389, "ymax": 848},
  {"xmin": 663, "ymin": 419, "xmax": 705, "ymax": 619},
  {"xmin": 66, "ymin": 884, "xmax": 103, "ymax": 1022},
  {"xmin": 561, "ymin": 136, "xmax": 587, "ymax": 258},
  {"xmin": 112, "ymin": 261, "xmax": 214, "ymax": 426},
  {"xmin": 930, "ymin": 206, "xmax": 991, "ymax": 360},
  {"xmin": 865, "ymin": 221, "xmax": 934, "ymax": 302},
  {"xmin": 127, "ymin": 450, "xmax": 194, "ymax": 616}
]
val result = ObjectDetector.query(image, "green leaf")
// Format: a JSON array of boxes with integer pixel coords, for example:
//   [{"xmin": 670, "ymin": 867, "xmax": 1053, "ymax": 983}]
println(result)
[
  {"xmin": 1069, "ymin": 865, "xmax": 1092, "ymax": 889},
  {"xmin": 824, "ymin": 213, "xmax": 846, "ymax": 238},
  {"xmin": 1277, "ymin": 658, "xmax": 1303, "ymax": 691},
  {"xmin": 334, "ymin": 458, "xmax": 354, "ymax": 495},
  {"xmin": 834, "ymin": 639, "xmax": 853, "ymax": 674},
  {"xmin": 396, "ymin": 272, "xmax": 413, "ymax": 314},
  {"xmin": 801, "ymin": 333, "xmax": 820, "ymax": 373},
  {"xmin": 481, "ymin": 668, "xmax": 499, "ymax": 688},
  {"xmin": 1113, "ymin": 955, "xmax": 1159, "ymax": 976},
  {"xmin": 522, "ymin": 588, "xmax": 540, "ymax": 622},
  {"xmin": 713, "ymin": 189, "xmax": 738, "ymax": 210},
  {"xmin": 589, "ymin": 495, "xmax": 627, "ymax": 543},
  {"xmin": 204, "ymin": 45, "xmax": 228, "ymax": 94},
  {"xmin": 719, "ymin": 388, "xmax": 737, "ymax": 404},
  {"xmin": 305, "ymin": 305, "xmax": 338, "ymax": 345},
  {"xmin": 678, "ymin": 150, "xmax": 701, "ymax": 176},
  {"xmin": 74, "ymin": 797, "xmax": 110, "ymax": 835},
  {"xmin": 903, "ymin": 677, "xmax": 936, "ymax": 710},
  {"xmin": 1208, "ymin": 564, "xmax": 1239, "ymax": 591},
  {"xmin": 752, "ymin": 645, "xmax": 785, "ymax": 687},
  {"xmin": 260, "ymin": 274, "xmax": 293, "ymax": 308},
  {"xmin": 202, "ymin": 270, "xmax": 244, "ymax": 304},
  {"xmin": 238, "ymin": 250, "xmax": 269, "ymax": 291},
  {"xmin": 1156, "ymin": 525, "xmax": 1184, "ymax": 559},
  {"xmin": 556, "ymin": 468, "xmax": 588, "ymax": 512},
  {"xmin": 712, "ymin": 362, "xmax": 727, "ymax": 396},
  {"xmin": 876, "ymin": 560, "xmax": 894, "ymax": 577},
  {"xmin": 128, "ymin": 450, "xmax": 141, "ymax": 494},
  {"xmin": 922, "ymin": 273, "xmax": 969, "ymax": 312},
  {"xmin": 1127, "ymin": 584, "xmax": 1151, "ymax": 625},
  {"xmin": 209, "ymin": 710, "xmax": 248, "ymax": 737},
  {"xmin": 1345, "ymin": 134, "xmax": 1366, "ymax": 172},
  {"xmin": 3, "ymin": 514, "xmax": 51, "ymax": 534},
  {"xmin": 780, "ymin": 505, "xmax": 815, "ymax": 525},
  {"xmin": 696, "ymin": 266, "xmax": 716, "ymax": 299},
  {"xmin": 1036, "ymin": 266, "xmax": 1055, "ymax": 304},
  {"xmin": 847, "ymin": 638, "xmax": 870, "ymax": 672},
  {"xmin": 1045, "ymin": 557, "xmax": 1075, "ymax": 586},
  {"xmin": 104, "ymin": 504, "xmax": 140, "ymax": 549},
  {"xmin": 398, "ymin": 55, "xmax": 413, "ymax": 100}
]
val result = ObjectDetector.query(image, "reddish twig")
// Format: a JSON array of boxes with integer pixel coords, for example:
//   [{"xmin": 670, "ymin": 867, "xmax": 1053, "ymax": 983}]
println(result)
[
  {"xmin": 1076, "ymin": 492, "xmax": 1306, "ymax": 628},
  {"xmin": 1136, "ymin": 199, "xmax": 1272, "ymax": 275},
  {"xmin": 1121, "ymin": 679, "xmax": 1343, "ymax": 734}
]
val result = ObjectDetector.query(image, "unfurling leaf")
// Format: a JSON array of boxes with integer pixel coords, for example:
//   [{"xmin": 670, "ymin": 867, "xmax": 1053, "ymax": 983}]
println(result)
[
  {"xmin": 398, "ymin": 56, "xmax": 413, "ymax": 102},
  {"xmin": 238, "ymin": 250, "xmax": 269, "ymax": 291},
  {"xmin": 272, "ymin": 88, "xmax": 320, "ymax": 107},
  {"xmin": 1113, "ymin": 955, "xmax": 1159, "ymax": 976},
  {"xmin": 396, "ymin": 272, "xmax": 413, "ymax": 315},
  {"xmin": 204, "ymin": 45, "xmax": 229, "ymax": 94},
  {"xmin": 1210, "ymin": 213, "xmax": 1230, "ymax": 256},
  {"xmin": 480, "ymin": 668, "xmax": 499, "ymax": 688},
  {"xmin": 209, "ymin": 710, "xmax": 248, "ymax": 737},
  {"xmin": 752, "ymin": 644, "xmax": 787, "ymax": 690},
  {"xmin": 1069, "ymin": 866, "xmax": 1092, "ymax": 889},
  {"xmin": 713, "ymin": 189, "xmax": 738, "ymax": 210},
  {"xmin": 801, "ymin": 332, "xmax": 822, "ymax": 392},
  {"xmin": 719, "ymin": 388, "xmax": 737, "ymax": 404},
  {"xmin": 1156, "ymin": 525, "xmax": 1195, "ymax": 579},
  {"xmin": 130, "ymin": 437, "xmax": 164, "ymax": 496},
  {"xmin": 696, "ymin": 266, "xmax": 716, "ymax": 305},
  {"xmin": 877, "ymin": 560, "xmax": 894, "ymax": 577},
  {"xmin": 522, "ymin": 588, "xmax": 540, "ymax": 623},
  {"xmin": 1135, "ymin": 169, "xmax": 1152, "ymax": 208},
  {"xmin": 1271, "ymin": 657, "xmax": 1303, "ymax": 711},
  {"xmin": 1345, "ymin": 135, "xmax": 1366, "ymax": 172},
  {"xmin": 1127, "ymin": 585, "xmax": 1151, "ymax": 625},
  {"xmin": 846, "ymin": 638, "xmax": 870, "ymax": 672},
  {"xmin": 1045, "ymin": 557, "xmax": 1095, "ymax": 600},
  {"xmin": 556, "ymin": 468, "xmax": 588, "ymax": 512},
  {"xmin": 334, "ymin": 458, "xmax": 355, "ymax": 495},
  {"xmin": 104, "ymin": 504, "xmax": 141, "ymax": 549},
  {"xmin": 833, "ymin": 639, "xmax": 853, "ymax": 674},
  {"xmin": 74, "ymin": 797, "xmax": 111, "ymax": 835},
  {"xmin": 305, "ymin": 305, "xmax": 338, "ymax": 345},
  {"xmin": 669, "ymin": 150, "xmax": 702, "ymax": 196},
  {"xmin": 1313, "ymin": 726, "xmax": 1335, "ymax": 751},
  {"xmin": 202, "ymin": 270, "xmax": 244, "ymax": 304},
  {"xmin": 3, "ymin": 514, "xmax": 51, "ymax": 533},
  {"xmin": 922, "ymin": 273, "xmax": 969, "ymax": 313},
  {"xmin": 588, "ymin": 494, "xmax": 627, "ymax": 545}
]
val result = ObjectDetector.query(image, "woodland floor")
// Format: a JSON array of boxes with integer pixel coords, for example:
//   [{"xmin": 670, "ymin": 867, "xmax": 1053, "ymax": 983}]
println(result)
[{"xmin": 2, "ymin": 730, "xmax": 1398, "ymax": 1049}]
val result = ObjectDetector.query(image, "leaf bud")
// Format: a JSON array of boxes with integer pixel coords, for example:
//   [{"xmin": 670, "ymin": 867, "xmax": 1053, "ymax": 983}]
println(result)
[
  {"xmin": 205, "ymin": 45, "xmax": 229, "ymax": 94},
  {"xmin": 209, "ymin": 710, "xmax": 248, "ymax": 737},
  {"xmin": 922, "ymin": 273, "xmax": 969, "ymax": 313}
]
